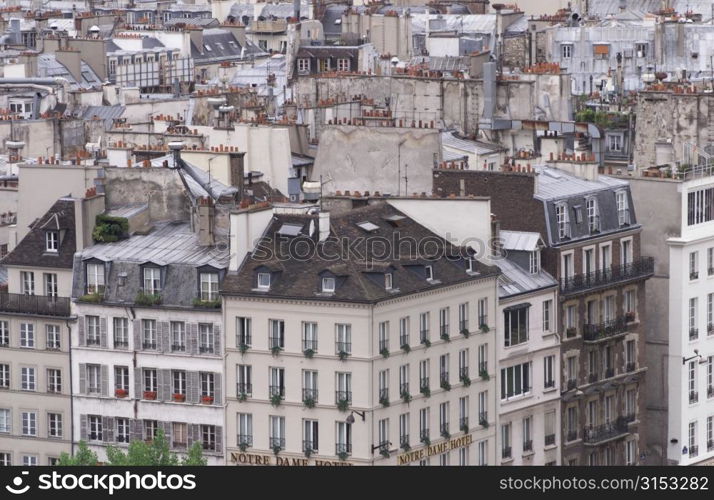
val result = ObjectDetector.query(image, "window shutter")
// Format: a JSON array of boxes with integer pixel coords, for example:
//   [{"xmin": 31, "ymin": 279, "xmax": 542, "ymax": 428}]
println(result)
[
  {"xmin": 189, "ymin": 323, "xmax": 198, "ymax": 354},
  {"xmin": 80, "ymin": 414, "xmax": 88, "ymax": 440},
  {"xmin": 78, "ymin": 317, "xmax": 85, "ymax": 346},
  {"xmin": 161, "ymin": 421, "xmax": 172, "ymax": 445},
  {"xmin": 133, "ymin": 320, "xmax": 141, "ymax": 351},
  {"xmin": 188, "ymin": 371, "xmax": 200, "ymax": 404},
  {"xmin": 100, "ymin": 365, "xmax": 109, "ymax": 396},
  {"xmin": 215, "ymin": 426, "xmax": 223, "ymax": 453},
  {"xmin": 99, "ymin": 317, "xmax": 107, "ymax": 348},
  {"xmin": 213, "ymin": 323, "xmax": 221, "ymax": 355},
  {"xmin": 159, "ymin": 369, "xmax": 171, "ymax": 401},
  {"xmin": 79, "ymin": 363, "xmax": 87, "ymax": 394},
  {"xmin": 160, "ymin": 322, "xmax": 170, "ymax": 353},
  {"xmin": 134, "ymin": 367, "xmax": 143, "ymax": 399},
  {"xmin": 214, "ymin": 373, "xmax": 222, "ymax": 405},
  {"xmin": 130, "ymin": 419, "xmax": 142, "ymax": 441},
  {"xmin": 102, "ymin": 416, "xmax": 114, "ymax": 442}
]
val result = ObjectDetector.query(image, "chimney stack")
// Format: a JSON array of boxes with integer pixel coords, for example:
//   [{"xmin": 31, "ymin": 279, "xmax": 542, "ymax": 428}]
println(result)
[{"xmin": 318, "ymin": 211, "xmax": 330, "ymax": 242}]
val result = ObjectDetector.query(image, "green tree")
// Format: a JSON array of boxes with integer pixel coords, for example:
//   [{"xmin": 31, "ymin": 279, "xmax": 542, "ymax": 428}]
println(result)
[
  {"xmin": 58, "ymin": 430, "xmax": 207, "ymax": 466},
  {"xmin": 57, "ymin": 440, "xmax": 99, "ymax": 465}
]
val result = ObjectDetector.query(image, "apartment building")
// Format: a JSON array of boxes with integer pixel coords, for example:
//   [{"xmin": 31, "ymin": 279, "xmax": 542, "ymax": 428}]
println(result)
[
  {"xmin": 70, "ymin": 219, "xmax": 228, "ymax": 465},
  {"xmin": 494, "ymin": 231, "xmax": 561, "ymax": 465},
  {"xmin": 434, "ymin": 160, "xmax": 653, "ymax": 466},
  {"xmin": 222, "ymin": 202, "xmax": 500, "ymax": 466},
  {"xmin": 0, "ymin": 196, "xmax": 99, "ymax": 465}
]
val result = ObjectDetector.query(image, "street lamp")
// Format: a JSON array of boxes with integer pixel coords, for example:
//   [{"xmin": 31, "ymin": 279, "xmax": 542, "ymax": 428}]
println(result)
[
  {"xmin": 345, "ymin": 410, "xmax": 365, "ymax": 424},
  {"xmin": 683, "ymin": 349, "xmax": 706, "ymax": 365}
]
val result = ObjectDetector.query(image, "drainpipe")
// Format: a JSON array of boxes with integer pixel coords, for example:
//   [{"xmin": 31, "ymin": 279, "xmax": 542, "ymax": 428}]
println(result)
[{"xmin": 65, "ymin": 318, "xmax": 75, "ymax": 456}]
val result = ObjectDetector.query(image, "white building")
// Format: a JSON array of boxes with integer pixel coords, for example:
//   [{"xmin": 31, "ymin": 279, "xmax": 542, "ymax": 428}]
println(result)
[
  {"xmin": 222, "ymin": 200, "xmax": 501, "ymax": 466},
  {"xmin": 493, "ymin": 231, "xmax": 561, "ymax": 465}
]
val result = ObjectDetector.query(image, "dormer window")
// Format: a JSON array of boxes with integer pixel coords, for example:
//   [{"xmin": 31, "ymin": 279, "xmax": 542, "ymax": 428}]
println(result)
[
  {"xmin": 385, "ymin": 272, "xmax": 393, "ymax": 290},
  {"xmin": 322, "ymin": 277, "xmax": 336, "ymax": 293},
  {"xmin": 143, "ymin": 267, "xmax": 161, "ymax": 295},
  {"xmin": 45, "ymin": 231, "xmax": 59, "ymax": 253},
  {"xmin": 425, "ymin": 265, "xmax": 434, "ymax": 281},
  {"xmin": 586, "ymin": 197, "xmax": 600, "ymax": 233},
  {"xmin": 257, "ymin": 272, "xmax": 271, "ymax": 290},
  {"xmin": 555, "ymin": 202, "xmax": 570, "ymax": 240},
  {"xmin": 529, "ymin": 250, "xmax": 541, "ymax": 274},
  {"xmin": 200, "ymin": 272, "xmax": 219, "ymax": 301},
  {"xmin": 86, "ymin": 263, "xmax": 105, "ymax": 295},
  {"xmin": 466, "ymin": 256, "xmax": 476, "ymax": 274}
]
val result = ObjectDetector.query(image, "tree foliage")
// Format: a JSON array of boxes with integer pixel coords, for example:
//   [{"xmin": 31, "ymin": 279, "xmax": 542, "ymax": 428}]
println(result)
[{"xmin": 57, "ymin": 430, "xmax": 207, "ymax": 466}]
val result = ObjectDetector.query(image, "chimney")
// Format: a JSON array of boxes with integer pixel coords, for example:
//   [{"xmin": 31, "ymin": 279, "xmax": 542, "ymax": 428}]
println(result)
[
  {"xmin": 197, "ymin": 197, "xmax": 215, "ymax": 246},
  {"xmin": 318, "ymin": 211, "xmax": 330, "ymax": 242},
  {"xmin": 9, "ymin": 18, "xmax": 21, "ymax": 45},
  {"xmin": 228, "ymin": 151, "xmax": 246, "ymax": 196},
  {"xmin": 6, "ymin": 141, "xmax": 24, "ymax": 164},
  {"xmin": 294, "ymin": 0, "xmax": 301, "ymax": 20},
  {"xmin": 490, "ymin": 216, "xmax": 502, "ymax": 258},
  {"xmin": 188, "ymin": 27, "xmax": 204, "ymax": 55},
  {"xmin": 55, "ymin": 49, "xmax": 83, "ymax": 83}
]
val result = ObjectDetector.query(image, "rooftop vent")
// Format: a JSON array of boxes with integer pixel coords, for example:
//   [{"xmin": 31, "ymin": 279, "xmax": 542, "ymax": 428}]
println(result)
[{"xmin": 356, "ymin": 221, "xmax": 379, "ymax": 232}]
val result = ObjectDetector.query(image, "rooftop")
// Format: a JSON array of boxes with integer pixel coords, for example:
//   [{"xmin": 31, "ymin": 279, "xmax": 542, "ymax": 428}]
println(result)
[{"xmin": 532, "ymin": 165, "xmax": 629, "ymax": 201}]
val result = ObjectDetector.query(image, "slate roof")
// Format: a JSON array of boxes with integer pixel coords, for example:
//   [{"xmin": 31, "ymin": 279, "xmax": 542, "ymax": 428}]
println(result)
[
  {"xmin": 3, "ymin": 198, "xmax": 76, "ymax": 270},
  {"xmin": 191, "ymin": 28, "xmax": 266, "ymax": 62},
  {"xmin": 38, "ymin": 54, "xmax": 103, "ymax": 89},
  {"xmin": 532, "ymin": 165, "xmax": 629, "ymax": 201},
  {"xmin": 496, "ymin": 257, "xmax": 557, "ymax": 299},
  {"xmin": 500, "ymin": 230, "xmax": 542, "ymax": 252},
  {"xmin": 81, "ymin": 105, "xmax": 126, "ymax": 128},
  {"xmin": 222, "ymin": 202, "xmax": 500, "ymax": 303},
  {"xmin": 441, "ymin": 131, "xmax": 506, "ymax": 155}
]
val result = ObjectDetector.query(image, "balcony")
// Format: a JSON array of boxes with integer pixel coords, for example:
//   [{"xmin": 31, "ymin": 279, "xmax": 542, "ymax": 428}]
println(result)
[
  {"xmin": 114, "ymin": 339, "xmax": 129, "ymax": 349},
  {"xmin": 335, "ymin": 390, "xmax": 351, "ymax": 404},
  {"xmin": 236, "ymin": 382, "xmax": 252, "ymax": 397},
  {"xmin": 0, "ymin": 292, "xmax": 70, "ymax": 317},
  {"xmin": 583, "ymin": 316, "xmax": 629, "ymax": 342},
  {"xmin": 269, "ymin": 385, "xmax": 284, "ymax": 398},
  {"xmin": 523, "ymin": 440, "xmax": 533, "ymax": 453},
  {"xmin": 708, "ymin": 440, "xmax": 714, "ymax": 452},
  {"xmin": 269, "ymin": 437, "xmax": 285, "ymax": 451},
  {"xmin": 302, "ymin": 388, "xmax": 318, "ymax": 405},
  {"xmin": 501, "ymin": 446, "xmax": 512, "ymax": 460},
  {"xmin": 171, "ymin": 344, "xmax": 186, "ymax": 352},
  {"xmin": 544, "ymin": 379, "xmax": 556, "ymax": 389},
  {"xmin": 249, "ymin": 19, "xmax": 288, "ymax": 34},
  {"xmin": 545, "ymin": 434, "xmax": 556, "ymax": 446},
  {"xmin": 303, "ymin": 440, "xmax": 317, "ymax": 454},
  {"xmin": 689, "ymin": 391, "xmax": 699, "ymax": 404},
  {"xmin": 479, "ymin": 412, "xmax": 488, "ymax": 427},
  {"xmin": 335, "ymin": 442, "xmax": 352, "ymax": 457},
  {"xmin": 559, "ymin": 257, "xmax": 654, "ymax": 296},
  {"xmin": 199, "ymin": 346, "xmax": 214, "ymax": 354},
  {"xmin": 582, "ymin": 419, "xmax": 629, "ymax": 445},
  {"xmin": 626, "ymin": 362, "xmax": 636, "ymax": 373},
  {"xmin": 303, "ymin": 339, "xmax": 317, "ymax": 352},
  {"xmin": 142, "ymin": 342, "xmax": 157, "ymax": 350},
  {"xmin": 237, "ymin": 434, "xmax": 253, "ymax": 448}
]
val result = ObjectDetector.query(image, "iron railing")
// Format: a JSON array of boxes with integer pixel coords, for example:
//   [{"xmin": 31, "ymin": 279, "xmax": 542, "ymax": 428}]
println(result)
[
  {"xmin": 560, "ymin": 257, "xmax": 654, "ymax": 295},
  {"xmin": 0, "ymin": 292, "xmax": 70, "ymax": 317}
]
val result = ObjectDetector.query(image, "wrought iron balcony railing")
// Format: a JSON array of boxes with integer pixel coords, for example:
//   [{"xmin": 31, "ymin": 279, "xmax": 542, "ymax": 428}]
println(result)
[{"xmin": 560, "ymin": 257, "xmax": 654, "ymax": 295}]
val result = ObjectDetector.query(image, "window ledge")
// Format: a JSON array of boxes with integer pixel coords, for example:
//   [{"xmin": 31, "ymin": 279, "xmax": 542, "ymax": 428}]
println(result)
[
  {"xmin": 501, "ymin": 457, "xmax": 514, "ymax": 464},
  {"xmin": 543, "ymin": 386, "xmax": 558, "ymax": 394},
  {"xmin": 544, "ymin": 444, "xmax": 558, "ymax": 451},
  {"xmin": 500, "ymin": 393, "xmax": 533, "ymax": 405},
  {"xmin": 522, "ymin": 450, "xmax": 535, "ymax": 458}
]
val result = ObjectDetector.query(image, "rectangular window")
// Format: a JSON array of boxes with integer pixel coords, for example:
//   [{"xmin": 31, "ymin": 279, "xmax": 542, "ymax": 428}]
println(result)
[
  {"xmin": 561, "ymin": 44, "xmax": 572, "ymax": 58},
  {"xmin": 336, "ymin": 324, "xmax": 351, "ymax": 355},
  {"xmin": 115, "ymin": 366, "xmax": 129, "ymax": 393},
  {"xmin": 172, "ymin": 422, "xmax": 187, "ymax": 448},
  {"xmin": 172, "ymin": 370, "xmax": 187, "ymax": 397},
  {"xmin": 0, "ymin": 364, "xmax": 8, "ymax": 388},
  {"xmin": 47, "ymin": 369, "xmax": 61, "ymax": 393},
  {"xmin": 297, "ymin": 58, "xmax": 310, "ymax": 73},
  {"xmin": 303, "ymin": 419, "xmax": 319, "ymax": 452},
  {"xmin": 690, "ymin": 252, "xmax": 699, "ymax": 280},
  {"xmin": 171, "ymin": 322, "xmax": 185, "ymax": 352},
  {"xmin": 270, "ymin": 368, "xmax": 285, "ymax": 398},
  {"xmin": 542, "ymin": 300, "xmax": 552, "ymax": 332},
  {"xmin": 689, "ymin": 421, "xmax": 698, "ymax": 455},
  {"xmin": 237, "ymin": 365, "xmax": 252, "ymax": 396},
  {"xmin": 23, "ymin": 455, "xmax": 37, "ymax": 466},
  {"xmin": 544, "ymin": 355, "xmax": 555, "ymax": 388},
  {"xmin": 504, "ymin": 306, "xmax": 529, "ymax": 347},
  {"xmin": 22, "ymin": 412, "xmax": 37, "ymax": 436},
  {"xmin": 478, "ymin": 298, "xmax": 488, "ymax": 328},
  {"xmin": 0, "ymin": 453, "xmax": 9, "ymax": 465},
  {"xmin": 419, "ymin": 407, "xmax": 430, "ymax": 441},
  {"xmin": 200, "ymin": 372, "xmax": 215, "ymax": 399},
  {"xmin": 143, "ymin": 267, "xmax": 161, "ymax": 294},
  {"xmin": 113, "ymin": 318, "xmax": 128, "ymax": 348},
  {"xmin": 378, "ymin": 321, "xmax": 389, "ymax": 353},
  {"xmin": 44, "ymin": 273, "xmax": 58, "ymax": 297},
  {"xmin": 458, "ymin": 303, "xmax": 469, "ymax": 333},
  {"xmin": 200, "ymin": 272, "xmax": 219, "ymax": 301},
  {"xmin": 419, "ymin": 312, "xmax": 430, "ymax": 343},
  {"xmin": 439, "ymin": 307, "xmax": 449, "ymax": 338},
  {"xmin": 399, "ymin": 317, "xmax": 410, "ymax": 348},
  {"xmin": 545, "ymin": 410, "xmax": 556, "ymax": 447},
  {"xmin": 478, "ymin": 440, "xmax": 487, "ymax": 465},
  {"xmin": 378, "ymin": 418, "xmax": 389, "ymax": 449},
  {"xmin": 500, "ymin": 362, "xmax": 531, "ymax": 400},
  {"xmin": 21, "ymin": 367, "xmax": 36, "ymax": 391},
  {"xmin": 270, "ymin": 416, "xmax": 286, "ymax": 450},
  {"xmin": 0, "ymin": 321, "xmax": 7, "ymax": 346},
  {"xmin": 335, "ymin": 421, "xmax": 351, "ymax": 456},
  {"xmin": 440, "ymin": 354, "xmax": 450, "ymax": 385},
  {"xmin": 0, "ymin": 408, "xmax": 10, "ymax": 433},
  {"xmin": 458, "ymin": 349, "xmax": 469, "ymax": 380},
  {"xmin": 303, "ymin": 370, "xmax": 318, "ymax": 403},
  {"xmin": 86, "ymin": 316, "xmax": 100, "ymax": 346},
  {"xmin": 337, "ymin": 58, "xmax": 350, "ymax": 72},
  {"xmin": 144, "ymin": 420, "xmax": 158, "ymax": 441},
  {"xmin": 199, "ymin": 324, "xmax": 214, "ymax": 353},
  {"xmin": 439, "ymin": 402, "xmax": 449, "ymax": 436},
  {"xmin": 616, "ymin": 190, "xmax": 630, "ymax": 226},
  {"xmin": 143, "ymin": 368, "xmax": 157, "ymax": 394},
  {"xmin": 236, "ymin": 317, "xmax": 252, "ymax": 347},
  {"xmin": 501, "ymin": 423, "xmax": 512, "ymax": 459},
  {"xmin": 690, "ymin": 298, "xmax": 699, "ymax": 336},
  {"xmin": 556, "ymin": 203, "xmax": 570, "ymax": 239},
  {"xmin": 201, "ymin": 425, "xmax": 216, "ymax": 451},
  {"xmin": 238, "ymin": 414, "xmax": 253, "ymax": 448},
  {"xmin": 687, "ymin": 187, "xmax": 714, "ymax": 226},
  {"xmin": 48, "ymin": 413, "xmax": 62, "ymax": 438},
  {"xmin": 522, "ymin": 416, "xmax": 533, "ymax": 452},
  {"xmin": 709, "ymin": 248, "xmax": 714, "ymax": 275},
  {"xmin": 142, "ymin": 320, "xmax": 157, "ymax": 350},
  {"xmin": 378, "ymin": 369, "xmax": 389, "ymax": 403},
  {"xmin": 20, "ymin": 323, "xmax": 34, "ymax": 348},
  {"xmin": 86, "ymin": 263, "xmax": 105, "ymax": 294},
  {"xmin": 336, "ymin": 372, "xmax": 351, "ymax": 403},
  {"xmin": 478, "ymin": 344, "xmax": 487, "ymax": 376},
  {"xmin": 399, "ymin": 413, "xmax": 409, "ymax": 448},
  {"xmin": 46, "ymin": 324, "xmax": 60, "ymax": 350},
  {"xmin": 478, "ymin": 391, "xmax": 487, "ymax": 424},
  {"xmin": 419, "ymin": 360, "xmax": 430, "ymax": 392},
  {"xmin": 302, "ymin": 322, "xmax": 318, "ymax": 352},
  {"xmin": 21, "ymin": 271, "xmax": 35, "ymax": 295}
]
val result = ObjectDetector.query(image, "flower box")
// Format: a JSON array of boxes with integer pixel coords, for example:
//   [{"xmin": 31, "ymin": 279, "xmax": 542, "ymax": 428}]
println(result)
[
  {"xmin": 201, "ymin": 395, "xmax": 214, "ymax": 404},
  {"xmin": 115, "ymin": 388, "xmax": 128, "ymax": 398},
  {"xmin": 172, "ymin": 393, "xmax": 186, "ymax": 402},
  {"xmin": 143, "ymin": 391, "xmax": 157, "ymax": 400}
]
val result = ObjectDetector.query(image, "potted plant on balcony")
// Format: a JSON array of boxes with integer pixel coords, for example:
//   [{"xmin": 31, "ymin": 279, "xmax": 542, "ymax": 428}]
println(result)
[
  {"xmin": 303, "ymin": 348, "xmax": 315, "ymax": 359},
  {"xmin": 201, "ymin": 395, "xmax": 214, "ymax": 404},
  {"xmin": 420, "ymin": 385, "xmax": 430, "ymax": 398},
  {"xmin": 143, "ymin": 391, "xmax": 157, "ymax": 400},
  {"xmin": 440, "ymin": 333, "xmax": 450, "ymax": 342},
  {"xmin": 460, "ymin": 374, "xmax": 471, "ymax": 387},
  {"xmin": 379, "ymin": 394, "xmax": 390, "ymax": 407},
  {"xmin": 566, "ymin": 327, "xmax": 577, "ymax": 337},
  {"xmin": 380, "ymin": 447, "xmax": 390, "ymax": 459},
  {"xmin": 460, "ymin": 421, "xmax": 469, "ymax": 433},
  {"xmin": 400, "ymin": 391, "xmax": 412, "ymax": 403},
  {"xmin": 625, "ymin": 311, "xmax": 636, "ymax": 322},
  {"xmin": 172, "ymin": 393, "xmax": 185, "ymax": 402},
  {"xmin": 239, "ymin": 441, "xmax": 249, "ymax": 452},
  {"xmin": 239, "ymin": 343, "xmax": 249, "ymax": 354},
  {"xmin": 441, "ymin": 429, "xmax": 450, "ymax": 440},
  {"xmin": 270, "ymin": 393, "xmax": 283, "ymax": 407},
  {"xmin": 135, "ymin": 290, "xmax": 162, "ymax": 306},
  {"xmin": 401, "ymin": 441, "xmax": 411, "ymax": 452},
  {"xmin": 440, "ymin": 380, "xmax": 451, "ymax": 391},
  {"xmin": 115, "ymin": 388, "xmax": 128, "ymax": 398},
  {"xmin": 400, "ymin": 343, "xmax": 410, "ymax": 353},
  {"xmin": 237, "ymin": 392, "xmax": 248, "ymax": 402},
  {"xmin": 420, "ymin": 435, "xmax": 430, "ymax": 446},
  {"xmin": 479, "ymin": 324, "xmax": 489, "ymax": 333},
  {"xmin": 421, "ymin": 338, "xmax": 431, "ymax": 348},
  {"xmin": 479, "ymin": 369, "xmax": 490, "ymax": 381},
  {"xmin": 336, "ymin": 398, "xmax": 350, "ymax": 412},
  {"xmin": 337, "ymin": 451, "xmax": 349, "ymax": 461},
  {"xmin": 303, "ymin": 395, "xmax": 316, "ymax": 408},
  {"xmin": 270, "ymin": 345, "xmax": 282, "ymax": 356},
  {"xmin": 380, "ymin": 347, "xmax": 390, "ymax": 358},
  {"xmin": 461, "ymin": 327, "xmax": 470, "ymax": 338},
  {"xmin": 338, "ymin": 350, "xmax": 349, "ymax": 361},
  {"xmin": 479, "ymin": 416, "xmax": 489, "ymax": 428}
]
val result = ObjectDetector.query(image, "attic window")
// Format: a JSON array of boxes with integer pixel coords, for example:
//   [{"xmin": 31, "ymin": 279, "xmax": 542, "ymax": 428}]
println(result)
[
  {"xmin": 46, "ymin": 231, "xmax": 59, "ymax": 253},
  {"xmin": 257, "ymin": 272, "xmax": 271, "ymax": 289},
  {"xmin": 384, "ymin": 214, "xmax": 406, "ymax": 226},
  {"xmin": 425, "ymin": 265, "xmax": 434, "ymax": 281},
  {"xmin": 204, "ymin": 44, "xmax": 212, "ymax": 52},
  {"xmin": 466, "ymin": 256, "xmax": 476, "ymax": 273},
  {"xmin": 356, "ymin": 221, "xmax": 379, "ymax": 232},
  {"xmin": 529, "ymin": 250, "xmax": 541, "ymax": 274},
  {"xmin": 385, "ymin": 272, "xmax": 393, "ymax": 290},
  {"xmin": 322, "ymin": 277, "xmax": 335, "ymax": 293},
  {"xmin": 228, "ymin": 41, "xmax": 237, "ymax": 48}
]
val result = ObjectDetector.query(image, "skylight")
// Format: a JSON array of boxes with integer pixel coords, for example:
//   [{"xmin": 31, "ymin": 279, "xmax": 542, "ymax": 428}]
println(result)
[
  {"xmin": 356, "ymin": 221, "xmax": 379, "ymax": 232},
  {"xmin": 204, "ymin": 44, "xmax": 212, "ymax": 51},
  {"xmin": 277, "ymin": 223, "xmax": 302, "ymax": 236}
]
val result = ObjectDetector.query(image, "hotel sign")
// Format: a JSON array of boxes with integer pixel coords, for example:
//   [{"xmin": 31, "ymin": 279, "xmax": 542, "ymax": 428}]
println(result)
[
  {"xmin": 230, "ymin": 452, "xmax": 352, "ymax": 466},
  {"xmin": 396, "ymin": 434, "xmax": 474, "ymax": 465}
]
